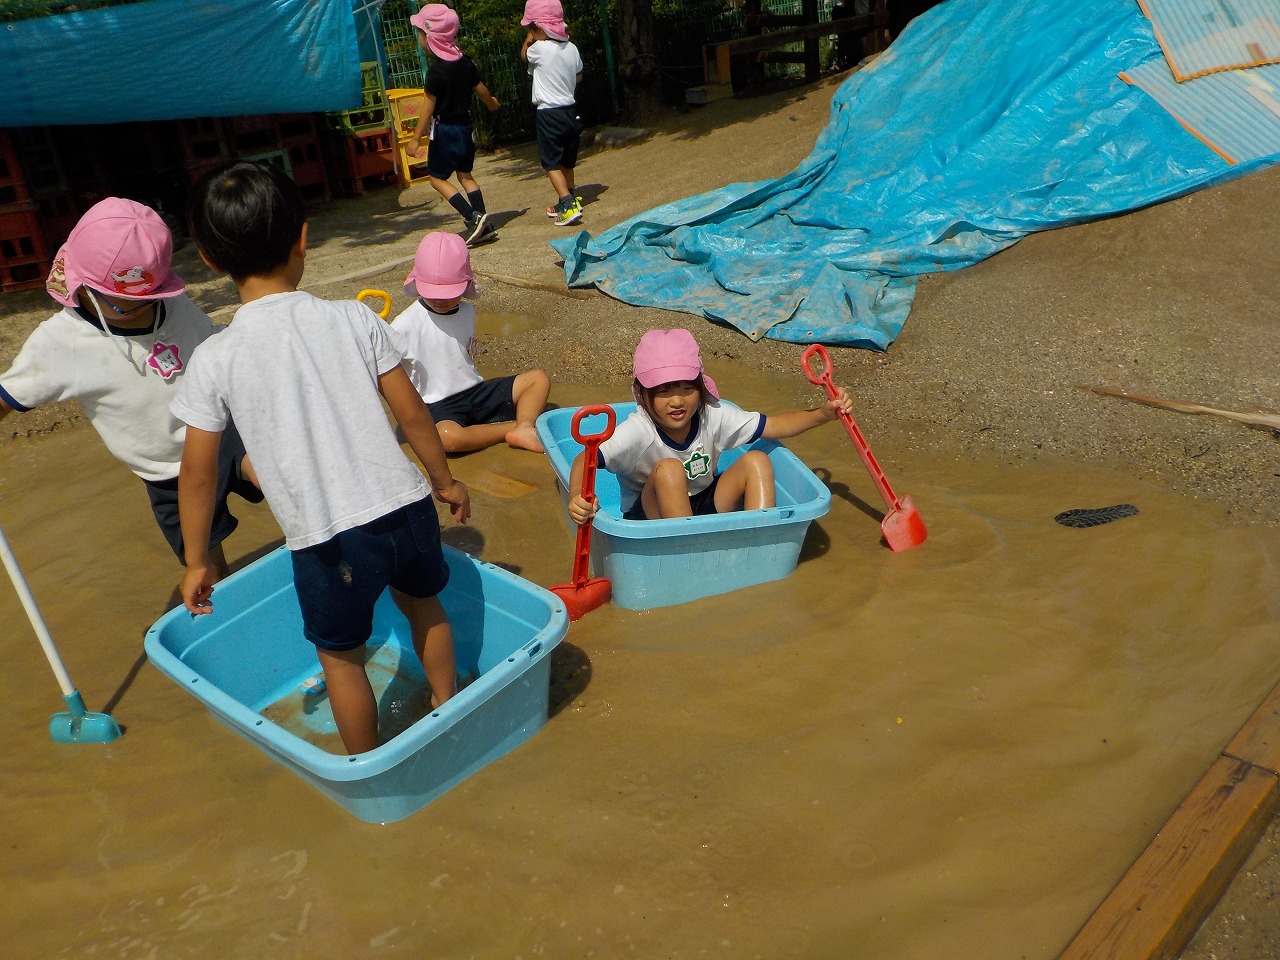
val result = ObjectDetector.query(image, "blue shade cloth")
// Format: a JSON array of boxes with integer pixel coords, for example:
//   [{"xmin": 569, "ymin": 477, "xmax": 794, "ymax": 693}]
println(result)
[
  {"xmin": 552, "ymin": 0, "xmax": 1280, "ymax": 350},
  {"xmin": 1137, "ymin": 0, "xmax": 1280, "ymax": 80},
  {"xmin": 0, "ymin": 0, "xmax": 362, "ymax": 127},
  {"xmin": 1124, "ymin": 58, "xmax": 1280, "ymax": 164}
]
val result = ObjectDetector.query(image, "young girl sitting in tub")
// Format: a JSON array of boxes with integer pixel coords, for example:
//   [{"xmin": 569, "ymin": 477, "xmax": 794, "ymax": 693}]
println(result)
[{"xmin": 567, "ymin": 328, "xmax": 854, "ymax": 525}]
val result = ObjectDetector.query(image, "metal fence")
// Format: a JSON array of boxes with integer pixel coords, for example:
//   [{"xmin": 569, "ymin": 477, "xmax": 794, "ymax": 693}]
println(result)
[{"xmin": 378, "ymin": 0, "xmax": 843, "ymax": 148}]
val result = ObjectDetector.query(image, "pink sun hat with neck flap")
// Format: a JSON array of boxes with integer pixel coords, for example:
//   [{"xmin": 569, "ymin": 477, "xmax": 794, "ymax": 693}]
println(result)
[
  {"xmin": 45, "ymin": 197, "xmax": 185, "ymax": 307},
  {"xmin": 404, "ymin": 231, "xmax": 478, "ymax": 301},
  {"xmin": 633, "ymin": 328, "xmax": 720, "ymax": 398},
  {"xmin": 521, "ymin": 0, "xmax": 569, "ymax": 40},
  {"xmin": 410, "ymin": 3, "xmax": 463, "ymax": 61}
]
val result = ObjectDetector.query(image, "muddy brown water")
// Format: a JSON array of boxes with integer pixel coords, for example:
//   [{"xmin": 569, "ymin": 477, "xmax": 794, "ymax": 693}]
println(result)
[{"xmin": 3, "ymin": 356, "xmax": 1279, "ymax": 960}]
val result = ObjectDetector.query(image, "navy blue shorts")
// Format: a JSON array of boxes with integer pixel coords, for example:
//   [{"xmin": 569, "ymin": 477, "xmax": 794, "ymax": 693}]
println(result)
[
  {"xmin": 535, "ymin": 106, "xmax": 581, "ymax": 171},
  {"xmin": 144, "ymin": 419, "xmax": 263, "ymax": 561},
  {"xmin": 290, "ymin": 498, "xmax": 450, "ymax": 653},
  {"xmin": 426, "ymin": 122, "xmax": 476, "ymax": 180},
  {"xmin": 624, "ymin": 476, "xmax": 721, "ymax": 521},
  {"xmin": 428, "ymin": 376, "xmax": 517, "ymax": 427}
]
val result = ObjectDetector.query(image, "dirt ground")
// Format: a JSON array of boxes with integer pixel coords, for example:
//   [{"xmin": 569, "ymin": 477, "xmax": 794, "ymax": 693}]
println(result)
[{"xmin": 1, "ymin": 72, "xmax": 1278, "ymax": 957}]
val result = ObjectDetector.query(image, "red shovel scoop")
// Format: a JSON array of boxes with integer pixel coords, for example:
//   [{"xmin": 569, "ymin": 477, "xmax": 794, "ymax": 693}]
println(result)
[
  {"xmin": 801, "ymin": 344, "xmax": 927, "ymax": 552},
  {"xmin": 550, "ymin": 404, "xmax": 617, "ymax": 620}
]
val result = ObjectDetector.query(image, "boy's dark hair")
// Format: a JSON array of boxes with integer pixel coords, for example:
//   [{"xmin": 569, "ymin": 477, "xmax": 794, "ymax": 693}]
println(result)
[{"xmin": 187, "ymin": 160, "xmax": 305, "ymax": 283}]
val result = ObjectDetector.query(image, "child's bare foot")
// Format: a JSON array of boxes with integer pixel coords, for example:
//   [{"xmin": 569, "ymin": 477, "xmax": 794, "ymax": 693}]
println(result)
[{"xmin": 505, "ymin": 422, "xmax": 544, "ymax": 453}]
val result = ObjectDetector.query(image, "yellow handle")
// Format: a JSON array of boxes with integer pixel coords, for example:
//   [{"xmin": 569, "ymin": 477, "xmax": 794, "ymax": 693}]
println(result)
[{"xmin": 357, "ymin": 288, "xmax": 391, "ymax": 319}]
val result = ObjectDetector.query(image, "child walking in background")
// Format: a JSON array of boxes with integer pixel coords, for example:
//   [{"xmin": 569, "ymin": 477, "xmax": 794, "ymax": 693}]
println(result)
[
  {"xmin": 405, "ymin": 3, "xmax": 501, "ymax": 247},
  {"xmin": 519, "ymin": 0, "xmax": 585, "ymax": 227},
  {"xmin": 392, "ymin": 231, "xmax": 550, "ymax": 453},
  {"xmin": 173, "ymin": 161, "xmax": 471, "ymax": 755},
  {"xmin": 0, "ymin": 197, "xmax": 261, "ymax": 571},
  {"xmin": 567, "ymin": 328, "xmax": 854, "ymax": 524}
]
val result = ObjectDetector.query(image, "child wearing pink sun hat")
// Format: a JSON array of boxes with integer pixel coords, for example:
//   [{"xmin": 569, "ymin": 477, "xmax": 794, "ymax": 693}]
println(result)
[
  {"xmin": 519, "ymin": 0, "xmax": 586, "ymax": 227},
  {"xmin": 565, "ymin": 328, "xmax": 855, "ymax": 523},
  {"xmin": 405, "ymin": 3, "xmax": 502, "ymax": 248},
  {"xmin": 391, "ymin": 231, "xmax": 551, "ymax": 454},
  {"xmin": 0, "ymin": 197, "xmax": 262, "ymax": 568}
]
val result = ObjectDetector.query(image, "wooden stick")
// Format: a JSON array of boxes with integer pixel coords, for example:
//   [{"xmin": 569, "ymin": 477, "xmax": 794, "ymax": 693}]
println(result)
[{"xmin": 1085, "ymin": 386, "xmax": 1280, "ymax": 431}]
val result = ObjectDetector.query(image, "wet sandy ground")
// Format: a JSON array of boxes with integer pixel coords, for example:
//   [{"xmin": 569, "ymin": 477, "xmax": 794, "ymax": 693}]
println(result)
[{"xmin": 2, "ymin": 362, "xmax": 1279, "ymax": 959}]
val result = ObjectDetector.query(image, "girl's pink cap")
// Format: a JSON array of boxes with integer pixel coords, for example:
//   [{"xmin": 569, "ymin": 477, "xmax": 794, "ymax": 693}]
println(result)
[
  {"xmin": 410, "ymin": 3, "xmax": 463, "ymax": 61},
  {"xmin": 633, "ymin": 328, "xmax": 720, "ymax": 398},
  {"xmin": 404, "ymin": 231, "xmax": 478, "ymax": 301},
  {"xmin": 521, "ymin": 0, "xmax": 569, "ymax": 40},
  {"xmin": 45, "ymin": 197, "xmax": 185, "ymax": 307}
]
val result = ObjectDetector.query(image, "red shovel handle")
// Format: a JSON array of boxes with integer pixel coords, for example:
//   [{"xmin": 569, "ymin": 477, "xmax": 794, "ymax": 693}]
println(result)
[
  {"xmin": 569, "ymin": 405, "xmax": 616, "ymax": 586},
  {"xmin": 800, "ymin": 344, "xmax": 902, "ymax": 513}
]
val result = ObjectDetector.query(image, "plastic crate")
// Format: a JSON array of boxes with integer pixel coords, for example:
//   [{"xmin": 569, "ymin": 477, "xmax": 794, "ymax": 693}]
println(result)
[
  {"xmin": 36, "ymin": 192, "xmax": 80, "ymax": 250},
  {"xmin": 0, "ymin": 201, "xmax": 47, "ymax": 265},
  {"xmin": 144, "ymin": 544, "xmax": 569, "ymax": 824},
  {"xmin": 536, "ymin": 402, "xmax": 832, "ymax": 610},
  {"xmin": 173, "ymin": 117, "xmax": 229, "ymax": 164},
  {"xmin": 395, "ymin": 136, "xmax": 431, "ymax": 186},
  {"xmin": 1, "ymin": 259, "xmax": 50, "ymax": 292},
  {"xmin": 386, "ymin": 88, "xmax": 426, "ymax": 140},
  {"xmin": 326, "ymin": 103, "xmax": 391, "ymax": 137}
]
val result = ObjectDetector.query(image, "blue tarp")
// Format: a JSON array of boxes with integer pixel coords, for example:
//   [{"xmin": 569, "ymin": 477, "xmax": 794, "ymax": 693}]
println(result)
[
  {"xmin": 552, "ymin": 0, "xmax": 1280, "ymax": 349},
  {"xmin": 0, "ymin": 0, "xmax": 362, "ymax": 127}
]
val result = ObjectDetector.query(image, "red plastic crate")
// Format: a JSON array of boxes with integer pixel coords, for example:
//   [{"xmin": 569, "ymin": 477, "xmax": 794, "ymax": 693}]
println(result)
[
  {"xmin": 0, "ymin": 202, "xmax": 48, "ymax": 265},
  {"xmin": 174, "ymin": 117, "xmax": 229, "ymax": 165},
  {"xmin": 37, "ymin": 192, "xmax": 81, "ymax": 251},
  {"xmin": 1, "ymin": 259, "xmax": 50, "ymax": 292}
]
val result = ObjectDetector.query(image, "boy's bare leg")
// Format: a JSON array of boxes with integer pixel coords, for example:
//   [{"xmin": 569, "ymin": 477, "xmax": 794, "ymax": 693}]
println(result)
[
  {"xmin": 317, "ymin": 646, "xmax": 379, "ymax": 754},
  {"xmin": 456, "ymin": 171, "xmax": 480, "ymax": 194},
  {"xmin": 714, "ymin": 450, "xmax": 776, "ymax": 512},
  {"xmin": 208, "ymin": 542, "xmax": 231, "ymax": 579},
  {"xmin": 640, "ymin": 458, "xmax": 694, "ymax": 518},
  {"xmin": 392, "ymin": 591, "xmax": 456, "ymax": 710},
  {"xmin": 429, "ymin": 174, "xmax": 459, "ymax": 203},
  {"xmin": 504, "ymin": 369, "xmax": 551, "ymax": 452}
]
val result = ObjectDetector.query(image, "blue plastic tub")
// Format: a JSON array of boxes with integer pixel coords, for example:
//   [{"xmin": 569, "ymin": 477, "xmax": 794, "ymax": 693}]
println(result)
[
  {"xmin": 536, "ymin": 402, "xmax": 831, "ymax": 610},
  {"xmin": 144, "ymin": 545, "xmax": 568, "ymax": 824}
]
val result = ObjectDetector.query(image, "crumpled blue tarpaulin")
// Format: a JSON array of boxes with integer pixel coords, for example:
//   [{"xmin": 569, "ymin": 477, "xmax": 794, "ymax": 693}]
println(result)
[
  {"xmin": 552, "ymin": 0, "xmax": 1280, "ymax": 349},
  {"xmin": 0, "ymin": 0, "xmax": 362, "ymax": 127}
]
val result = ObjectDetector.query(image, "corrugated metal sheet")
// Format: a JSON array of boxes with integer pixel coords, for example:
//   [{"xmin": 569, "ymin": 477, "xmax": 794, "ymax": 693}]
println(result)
[
  {"xmin": 1122, "ymin": 58, "xmax": 1280, "ymax": 163},
  {"xmin": 1137, "ymin": 0, "xmax": 1280, "ymax": 80}
]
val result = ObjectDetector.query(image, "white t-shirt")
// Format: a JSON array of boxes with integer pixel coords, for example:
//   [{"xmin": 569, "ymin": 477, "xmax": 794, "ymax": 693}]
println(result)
[
  {"xmin": 0, "ymin": 294, "xmax": 216, "ymax": 481},
  {"xmin": 599, "ymin": 401, "xmax": 766, "ymax": 511},
  {"xmin": 171, "ymin": 291, "xmax": 429, "ymax": 550},
  {"xmin": 527, "ymin": 39, "xmax": 582, "ymax": 108},
  {"xmin": 390, "ymin": 300, "xmax": 483, "ymax": 403}
]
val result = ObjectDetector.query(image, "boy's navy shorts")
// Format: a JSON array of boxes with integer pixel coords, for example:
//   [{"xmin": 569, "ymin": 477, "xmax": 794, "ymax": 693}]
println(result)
[
  {"xmin": 144, "ymin": 419, "xmax": 263, "ymax": 561},
  {"xmin": 535, "ymin": 105, "xmax": 581, "ymax": 171},
  {"xmin": 428, "ymin": 376, "xmax": 517, "ymax": 427},
  {"xmin": 290, "ymin": 497, "xmax": 450, "ymax": 653},
  {"xmin": 426, "ymin": 122, "xmax": 476, "ymax": 180},
  {"xmin": 624, "ymin": 476, "xmax": 721, "ymax": 521}
]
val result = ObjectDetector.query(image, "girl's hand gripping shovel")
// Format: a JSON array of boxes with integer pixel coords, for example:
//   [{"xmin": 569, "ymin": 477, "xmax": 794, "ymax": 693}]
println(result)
[
  {"xmin": 550, "ymin": 405, "xmax": 616, "ymax": 621},
  {"xmin": 801, "ymin": 345, "xmax": 927, "ymax": 552}
]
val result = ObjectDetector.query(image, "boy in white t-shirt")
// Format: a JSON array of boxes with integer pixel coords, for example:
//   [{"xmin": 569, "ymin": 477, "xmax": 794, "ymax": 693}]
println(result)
[
  {"xmin": 392, "ymin": 231, "xmax": 550, "ymax": 454},
  {"xmin": 519, "ymin": 0, "xmax": 585, "ymax": 227},
  {"xmin": 0, "ymin": 197, "xmax": 262, "ymax": 571},
  {"xmin": 173, "ymin": 161, "xmax": 470, "ymax": 755}
]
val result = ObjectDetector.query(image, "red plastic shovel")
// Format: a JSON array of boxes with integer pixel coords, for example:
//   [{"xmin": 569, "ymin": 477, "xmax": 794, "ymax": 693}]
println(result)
[
  {"xmin": 801, "ymin": 344, "xmax": 927, "ymax": 552},
  {"xmin": 550, "ymin": 404, "xmax": 617, "ymax": 620}
]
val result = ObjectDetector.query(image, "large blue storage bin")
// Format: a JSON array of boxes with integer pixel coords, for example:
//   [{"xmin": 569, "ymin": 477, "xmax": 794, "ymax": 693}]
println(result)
[
  {"xmin": 144, "ymin": 545, "xmax": 568, "ymax": 824},
  {"xmin": 536, "ymin": 403, "xmax": 831, "ymax": 610}
]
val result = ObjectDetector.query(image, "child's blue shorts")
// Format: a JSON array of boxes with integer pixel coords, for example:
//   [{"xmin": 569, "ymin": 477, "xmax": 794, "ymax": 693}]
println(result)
[
  {"xmin": 290, "ymin": 497, "xmax": 450, "ymax": 652},
  {"xmin": 144, "ymin": 419, "xmax": 263, "ymax": 561},
  {"xmin": 428, "ymin": 375, "xmax": 516, "ymax": 427},
  {"xmin": 535, "ymin": 105, "xmax": 581, "ymax": 171},
  {"xmin": 426, "ymin": 121, "xmax": 476, "ymax": 180}
]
